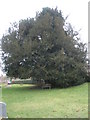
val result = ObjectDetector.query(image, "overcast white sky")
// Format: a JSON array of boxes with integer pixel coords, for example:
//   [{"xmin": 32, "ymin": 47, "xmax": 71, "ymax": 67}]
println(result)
[{"xmin": 0, "ymin": 0, "xmax": 89, "ymax": 76}]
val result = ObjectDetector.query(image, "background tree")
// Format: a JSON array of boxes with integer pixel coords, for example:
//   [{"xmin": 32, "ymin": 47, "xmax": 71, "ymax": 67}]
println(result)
[{"xmin": 1, "ymin": 7, "xmax": 87, "ymax": 87}]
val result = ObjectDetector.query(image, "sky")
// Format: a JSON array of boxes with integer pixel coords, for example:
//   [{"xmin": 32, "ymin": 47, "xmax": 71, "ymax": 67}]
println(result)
[{"xmin": 0, "ymin": 0, "xmax": 89, "ymax": 76}]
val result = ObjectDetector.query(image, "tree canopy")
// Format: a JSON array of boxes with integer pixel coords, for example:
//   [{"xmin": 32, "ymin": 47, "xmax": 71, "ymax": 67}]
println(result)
[{"xmin": 1, "ymin": 7, "xmax": 87, "ymax": 87}]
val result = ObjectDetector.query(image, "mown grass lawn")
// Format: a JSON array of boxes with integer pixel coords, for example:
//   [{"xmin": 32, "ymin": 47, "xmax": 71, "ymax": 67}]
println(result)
[{"xmin": 2, "ymin": 83, "xmax": 88, "ymax": 118}]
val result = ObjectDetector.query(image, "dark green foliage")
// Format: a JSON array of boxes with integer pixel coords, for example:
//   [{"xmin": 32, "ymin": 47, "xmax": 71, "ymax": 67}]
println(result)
[
  {"xmin": 1, "ymin": 7, "xmax": 87, "ymax": 88},
  {"xmin": 85, "ymin": 73, "xmax": 90, "ymax": 82}
]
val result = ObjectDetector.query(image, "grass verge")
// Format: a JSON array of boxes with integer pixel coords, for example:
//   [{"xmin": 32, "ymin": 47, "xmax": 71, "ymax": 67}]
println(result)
[{"xmin": 2, "ymin": 83, "xmax": 88, "ymax": 118}]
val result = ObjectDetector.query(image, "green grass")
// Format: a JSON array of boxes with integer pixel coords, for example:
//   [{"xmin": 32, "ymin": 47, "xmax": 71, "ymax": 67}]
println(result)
[{"xmin": 2, "ymin": 83, "xmax": 88, "ymax": 118}]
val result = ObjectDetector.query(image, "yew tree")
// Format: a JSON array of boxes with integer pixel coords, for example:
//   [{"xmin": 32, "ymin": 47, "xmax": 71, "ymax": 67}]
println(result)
[{"xmin": 1, "ymin": 7, "xmax": 87, "ymax": 87}]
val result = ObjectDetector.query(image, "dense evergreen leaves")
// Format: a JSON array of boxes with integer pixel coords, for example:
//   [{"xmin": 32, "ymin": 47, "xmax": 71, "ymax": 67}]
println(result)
[{"xmin": 1, "ymin": 7, "xmax": 87, "ymax": 87}]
